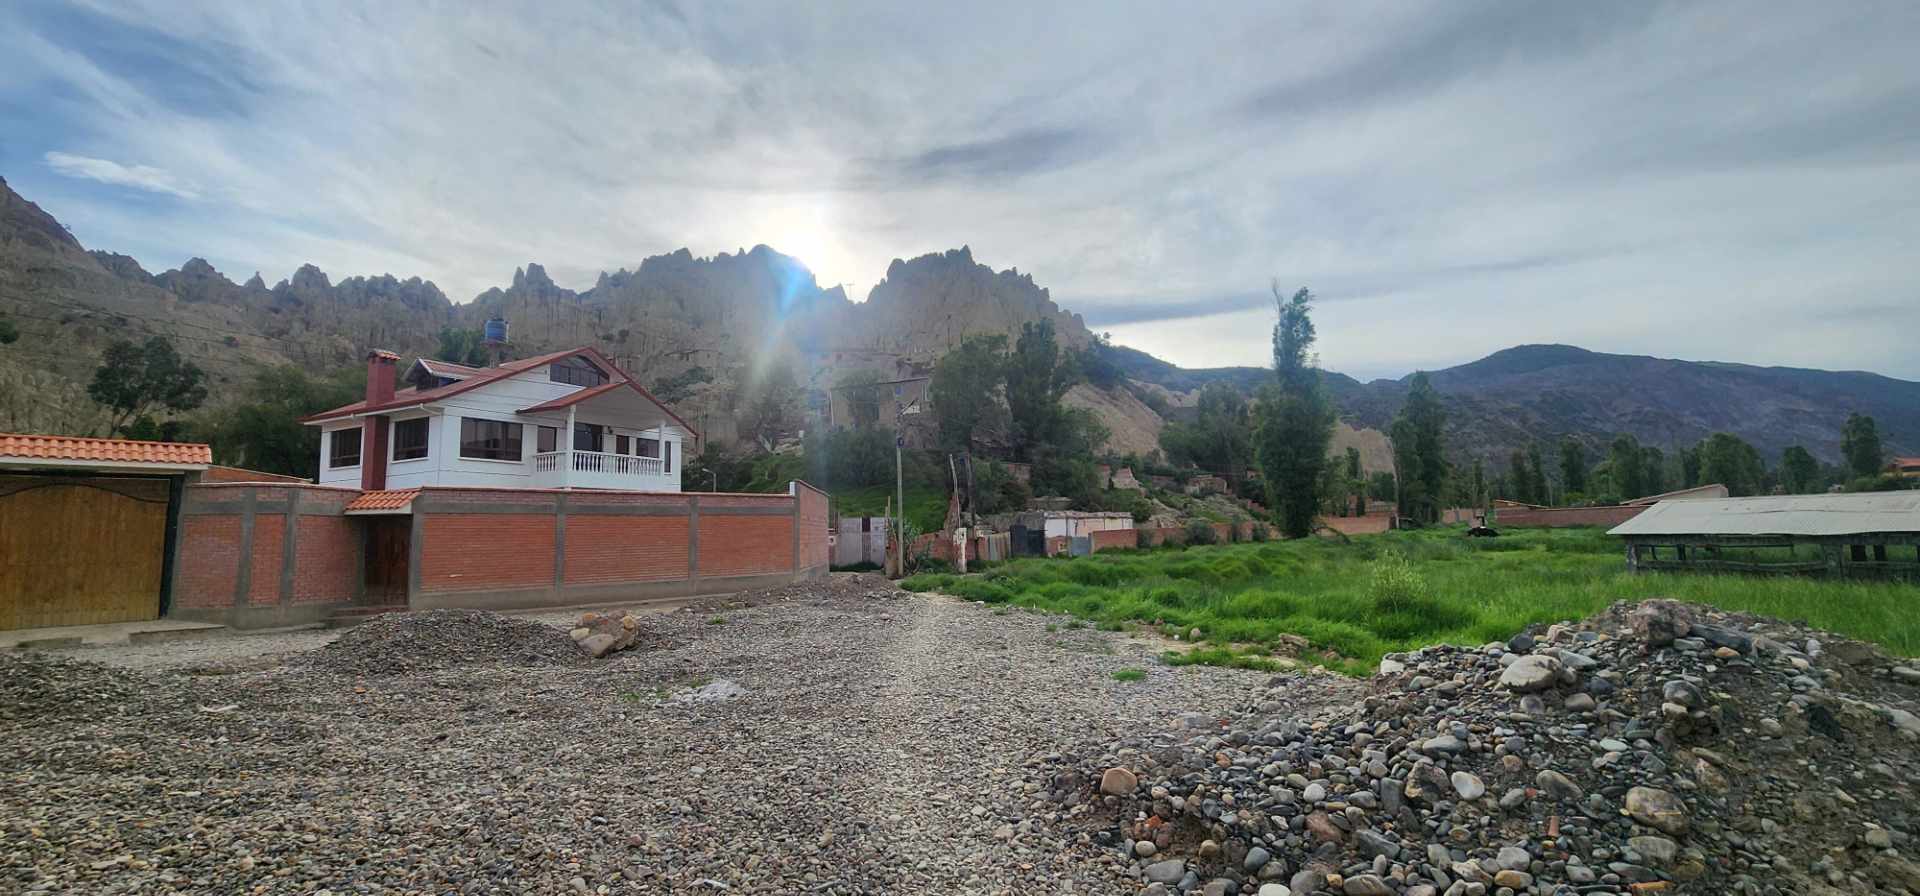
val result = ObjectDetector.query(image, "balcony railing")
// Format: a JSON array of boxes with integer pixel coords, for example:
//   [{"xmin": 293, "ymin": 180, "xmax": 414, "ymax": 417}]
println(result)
[{"xmin": 533, "ymin": 450, "xmax": 663, "ymax": 477}]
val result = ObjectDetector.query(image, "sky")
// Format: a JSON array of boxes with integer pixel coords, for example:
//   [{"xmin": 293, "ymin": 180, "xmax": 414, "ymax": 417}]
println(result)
[{"xmin": 2, "ymin": 1, "xmax": 1917, "ymax": 382}]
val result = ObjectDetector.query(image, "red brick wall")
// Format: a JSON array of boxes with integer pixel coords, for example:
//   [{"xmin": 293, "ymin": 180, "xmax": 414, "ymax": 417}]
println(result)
[
  {"xmin": 175, "ymin": 516, "xmax": 241, "ymax": 609},
  {"xmin": 1089, "ymin": 528, "xmax": 1135, "ymax": 553},
  {"xmin": 173, "ymin": 484, "xmax": 363, "ymax": 617},
  {"xmin": 418, "ymin": 513, "xmax": 556, "ymax": 592},
  {"xmin": 246, "ymin": 514, "xmax": 285, "ymax": 606},
  {"xmin": 796, "ymin": 482, "xmax": 830, "ymax": 570},
  {"xmin": 698, "ymin": 515, "xmax": 793, "ymax": 578},
  {"xmin": 565, "ymin": 516, "xmax": 689, "ymax": 584},
  {"xmin": 1495, "ymin": 505, "xmax": 1644, "ymax": 528}
]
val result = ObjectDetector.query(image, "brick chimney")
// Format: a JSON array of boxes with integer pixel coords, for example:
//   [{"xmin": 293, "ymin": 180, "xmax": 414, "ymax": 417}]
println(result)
[
  {"xmin": 361, "ymin": 350, "xmax": 400, "ymax": 490},
  {"xmin": 366, "ymin": 349, "xmax": 399, "ymax": 405}
]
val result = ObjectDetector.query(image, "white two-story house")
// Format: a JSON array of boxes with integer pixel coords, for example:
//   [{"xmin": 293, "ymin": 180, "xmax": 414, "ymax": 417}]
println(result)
[{"xmin": 304, "ymin": 347, "xmax": 696, "ymax": 492}]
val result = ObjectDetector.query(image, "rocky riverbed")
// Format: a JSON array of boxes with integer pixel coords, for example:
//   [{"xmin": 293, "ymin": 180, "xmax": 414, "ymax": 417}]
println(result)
[
  {"xmin": 1071, "ymin": 599, "xmax": 1920, "ymax": 896},
  {"xmin": 0, "ymin": 574, "xmax": 1275, "ymax": 895}
]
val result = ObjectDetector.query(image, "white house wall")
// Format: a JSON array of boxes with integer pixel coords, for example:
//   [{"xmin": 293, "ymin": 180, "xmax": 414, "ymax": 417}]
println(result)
[{"xmin": 314, "ymin": 361, "xmax": 688, "ymax": 491}]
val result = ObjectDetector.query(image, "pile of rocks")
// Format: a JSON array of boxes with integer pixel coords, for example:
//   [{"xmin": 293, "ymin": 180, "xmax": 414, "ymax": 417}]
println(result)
[
  {"xmin": 301, "ymin": 608, "xmax": 585, "ymax": 675},
  {"xmin": 1079, "ymin": 599, "xmax": 1920, "ymax": 895},
  {"xmin": 568, "ymin": 610, "xmax": 665, "ymax": 657}
]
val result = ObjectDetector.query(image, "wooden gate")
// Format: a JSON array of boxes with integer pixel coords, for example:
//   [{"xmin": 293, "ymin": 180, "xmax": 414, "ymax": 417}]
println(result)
[
  {"xmin": 0, "ymin": 475, "xmax": 170, "ymax": 630},
  {"xmin": 364, "ymin": 517, "xmax": 411, "ymax": 605}
]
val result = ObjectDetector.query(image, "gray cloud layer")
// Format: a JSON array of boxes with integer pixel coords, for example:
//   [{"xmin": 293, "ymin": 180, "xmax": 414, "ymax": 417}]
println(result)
[{"xmin": 4, "ymin": 0, "xmax": 1917, "ymax": 380}]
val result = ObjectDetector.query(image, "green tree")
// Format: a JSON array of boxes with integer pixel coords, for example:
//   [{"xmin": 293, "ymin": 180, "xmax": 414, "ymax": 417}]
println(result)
[
  {"xmin": 1006, "ymin": 319, "xmax": 1071, "ymax": 458},
  {"xmin": 1392, "ymin": 372, "xmax": 1446, "ymax": 523},
  {"xmin": 1641, "ymin": 446, "xmax": 1666, "ymax": 496},
  {"xmin": 1527, "ymin": 442, "xmax": 1550, "ymax": 506},
  {"xmin": 1679, "ymin": 445, "xmax": 1702, "ymax": 488},
  {"xmin": 1558, "ymin": 438, "xmax": 1588, "ymax": 495},
  {"xmin": 739, "ymin": 361, "xmax": 803, "ymax": 452},
  {"xmin": 1608, "ymin": 434, "xmax": 1645, "ymax": 499},
  {"xmin": 88, "ymin": 336, "xmax": 209, "ymax": 436},
  {"xmin": 1779, "ymin": 445, "xmax": 1821, "ymax": 494},
  {"xmin": 834, "ymin": 369, "xmax": 887, "ymax": 428},
  {"xmin": 650, "ymin": 366, "xmax": 712, "ymax": 404},
  {"xmin": 1469, "ymin": 456, "xmax": 1487, "ymax": 510},
  {"xmin": 1160, "ymin": 383, "xmax": 1253, "ymax": 478},
  {"xmin": 929, "ymin": 334, "xmax": 1008, "ymax": 452},
  {"xmin": 434, "ymin": 328, "xmax": 490, "ymax": 366},
  {"xmin": 1367, "ymin": 470, "xmax": 1397, "ymax": 503},
  {"xmin": 198, "ymin": 365, "xmax": 365, "ymax": 477},
  {"xmin": 1255, "ymin": 285, "xmax": 1336, "ymax": 537},
  {"xmin": 1841, "ymin": 413, "xmax": 1884, "ymax": 478},
  {"xmin": 1699, "ymin": 432, "xmax": 1765, "ymax": 496},
  {"xmin": 1507, "ymin": 448, "xmax": 1534, "ymax": 505}
]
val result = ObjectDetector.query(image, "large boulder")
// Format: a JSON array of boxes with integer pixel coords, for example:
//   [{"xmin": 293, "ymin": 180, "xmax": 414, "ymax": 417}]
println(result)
[
  {"xmin": 1499, "ymin": 654, "xmax": 1565, "ymax": 692},
  {"xmin": 1627, "ymin": 600, "xmax": 1694, "ymax": 646}
]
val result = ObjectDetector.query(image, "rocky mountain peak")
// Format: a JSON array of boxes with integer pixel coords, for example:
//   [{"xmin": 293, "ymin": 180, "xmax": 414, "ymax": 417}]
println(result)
[
  {"xmin": 243, "ymin": 272, "xmax": 267, "ymax": 291},
  {"xmin": 0, "ymin": 175, "xmax": 84, "ymax": 256},
  {"xmin": 290, "ymin": 264, "xmax": 332, "ymax": 291}
]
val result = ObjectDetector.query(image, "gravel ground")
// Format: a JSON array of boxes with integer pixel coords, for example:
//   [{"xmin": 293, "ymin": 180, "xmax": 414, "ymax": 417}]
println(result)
[{"xmin": 0, "ymin": 574, "xmax": 1309, "ymax": 895}]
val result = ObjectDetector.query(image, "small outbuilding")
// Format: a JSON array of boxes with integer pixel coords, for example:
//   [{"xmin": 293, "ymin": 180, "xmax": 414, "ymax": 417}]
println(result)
[{"xmin": 1609, "ymin": 492, "xmax": 1920, "ymax": 580}]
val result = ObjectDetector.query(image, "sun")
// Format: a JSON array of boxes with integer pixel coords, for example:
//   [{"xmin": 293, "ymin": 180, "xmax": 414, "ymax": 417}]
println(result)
[{"xmin": 760, "ymin": 201, "xmax": 840, "ymax": 282}]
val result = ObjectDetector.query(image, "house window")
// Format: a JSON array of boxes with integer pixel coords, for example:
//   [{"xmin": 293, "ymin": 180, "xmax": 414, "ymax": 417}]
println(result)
[
  {"xmin": 573, "ymin": 422, "xmax": 604, "ymax": 453},
  {"xmin": 616, "ymin": 434, "xmax": 630, "ymax": 455},
  {"xmin": 638, "ymin": 437, "xmax": 660, "ymax": 459},
  {"xmin": 459, "ymin": 418, "xmax": 523, "ymax": 461},
  {"xmin": 393, "ymin": 418, "xmax": 429, "ymax": 461},
  {"xmin": 329, "ymin": 426, "xmax": 362, "ymax": 468},
  {"xmin": 550, "ymin": 356, "xmax": 609, "ymax": 388},
  {"xmin": 537, "ymin": 425, "xmax": 558, "ymax": 453}
]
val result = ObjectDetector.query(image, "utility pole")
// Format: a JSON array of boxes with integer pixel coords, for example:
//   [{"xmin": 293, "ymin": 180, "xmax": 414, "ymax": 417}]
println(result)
[{"xmin": 895, "ymin": 431, "xmax": 905, "ymax": 577}]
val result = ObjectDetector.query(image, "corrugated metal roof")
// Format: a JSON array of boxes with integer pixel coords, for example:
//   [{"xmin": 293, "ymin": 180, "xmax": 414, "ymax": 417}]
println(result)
[
  {"xmin": 0, "ymin": 433, "xmax": 212, "ymax": 467},
  {"xmin": 1609, "ymin": 493, "xmax": 1920, "ymax": 537}
]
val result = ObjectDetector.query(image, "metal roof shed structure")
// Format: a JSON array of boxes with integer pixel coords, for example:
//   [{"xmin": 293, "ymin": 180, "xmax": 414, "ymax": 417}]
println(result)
[{"xmin": 1608, "ymin": 493, "xmax": 1920, "ymax": 579}]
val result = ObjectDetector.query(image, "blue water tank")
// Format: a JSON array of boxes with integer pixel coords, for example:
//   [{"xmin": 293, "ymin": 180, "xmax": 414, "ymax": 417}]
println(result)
[{"xmin": 483, "ymin": 317, "xmax": 509, "ymax": 344}]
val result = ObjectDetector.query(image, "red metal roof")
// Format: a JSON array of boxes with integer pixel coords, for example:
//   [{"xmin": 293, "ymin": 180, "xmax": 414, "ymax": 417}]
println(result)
[
  {"xmin": 344, "ymin": 488, "xmax": 419, "ymax": 513},
  {"xmin": 0, "ymin": 433, "xmax": 211, "ymax": 467}
]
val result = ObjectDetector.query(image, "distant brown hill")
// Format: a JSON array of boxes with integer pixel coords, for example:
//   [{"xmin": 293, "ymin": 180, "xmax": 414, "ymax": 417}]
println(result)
[{"xmin": 2, "ymin": 174, "xmax": 1913, "ymax": 468}]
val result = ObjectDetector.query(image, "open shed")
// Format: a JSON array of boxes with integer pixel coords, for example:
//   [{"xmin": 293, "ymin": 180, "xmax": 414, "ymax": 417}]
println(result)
[{"xmin": 1608, "ymin": 492, "xmax": 1920, "ymax": 580}]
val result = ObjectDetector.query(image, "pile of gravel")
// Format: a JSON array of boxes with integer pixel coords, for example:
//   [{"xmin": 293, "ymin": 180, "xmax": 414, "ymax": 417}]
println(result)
[
  {"xmin": 0, "ymin": 652, "xmax": 148, "ymax": 725},
  {"xmin": 1075, "ymin": 599, "xmax": 1920, "ymax": 895},
  {"xmin": 302, "ymin": 608, "xmax": 587, "ymax": 675}
]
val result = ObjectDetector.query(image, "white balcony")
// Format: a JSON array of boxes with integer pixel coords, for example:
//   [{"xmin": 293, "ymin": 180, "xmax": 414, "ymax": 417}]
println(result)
[{"xmin": 530, "ymin": 450, "xmax": 677, "ymax": 491}]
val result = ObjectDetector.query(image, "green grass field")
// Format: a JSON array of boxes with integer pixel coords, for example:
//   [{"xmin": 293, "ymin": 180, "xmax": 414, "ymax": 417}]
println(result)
[
  {"xmin": 901, "ymin": 526, "xmax": 1918, "ymax": 675},
  {"xmin": 830, "ymin": 484, "xmax": 949, "ymax": 533}
]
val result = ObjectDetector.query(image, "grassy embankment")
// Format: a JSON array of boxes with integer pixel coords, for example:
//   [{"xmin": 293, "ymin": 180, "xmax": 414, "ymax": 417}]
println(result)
[{"xmin": 900, "ymin": 526, "xmax": 1919, "ymax": 675}]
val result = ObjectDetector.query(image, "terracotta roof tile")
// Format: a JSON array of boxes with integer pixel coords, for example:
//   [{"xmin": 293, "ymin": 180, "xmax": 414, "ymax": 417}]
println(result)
[
  {"xmin": 345, "ymin": 488, "xmax": 420, "ymax": 513},
  {"xmin": 0, "ymin": 433, "xmax": 211, "ymax": 466}
]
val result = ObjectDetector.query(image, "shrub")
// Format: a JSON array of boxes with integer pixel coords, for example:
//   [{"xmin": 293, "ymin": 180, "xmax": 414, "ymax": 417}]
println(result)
[
  {"xmin": 1251, "ymin": 522, "xmax": 1271, "ymax": 542},
  {"xmin": 898, "ymin": 573, "xmax": 953, "ymax": 592},
  {"xmin": 1367, "ymin": 552, "xmax": 1425, "ymax": 613},
  {"xmin": 1185, "ymin": 520, "xmax": 1218, "ymax": 545},
  {"xmin": 1066, "ymin": 560, "xmax": 1128, "ymax": 587},
  {"xmin": 947, "ymin": 579, "xmax": 1015, "ymax": 603},
  {"xmin": 1137, "ymin": 528, "xmax": 1156, "ymax": 549}
]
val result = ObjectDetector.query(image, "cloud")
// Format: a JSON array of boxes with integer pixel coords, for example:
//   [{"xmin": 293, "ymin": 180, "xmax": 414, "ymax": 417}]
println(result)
[
  {"xmin": 42, "ymin": 151, "xmax": 199, "ymax": 199},
  {"xmin": 2, "ymin": 1, "xmax": 1917, "ymax": 380}
]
